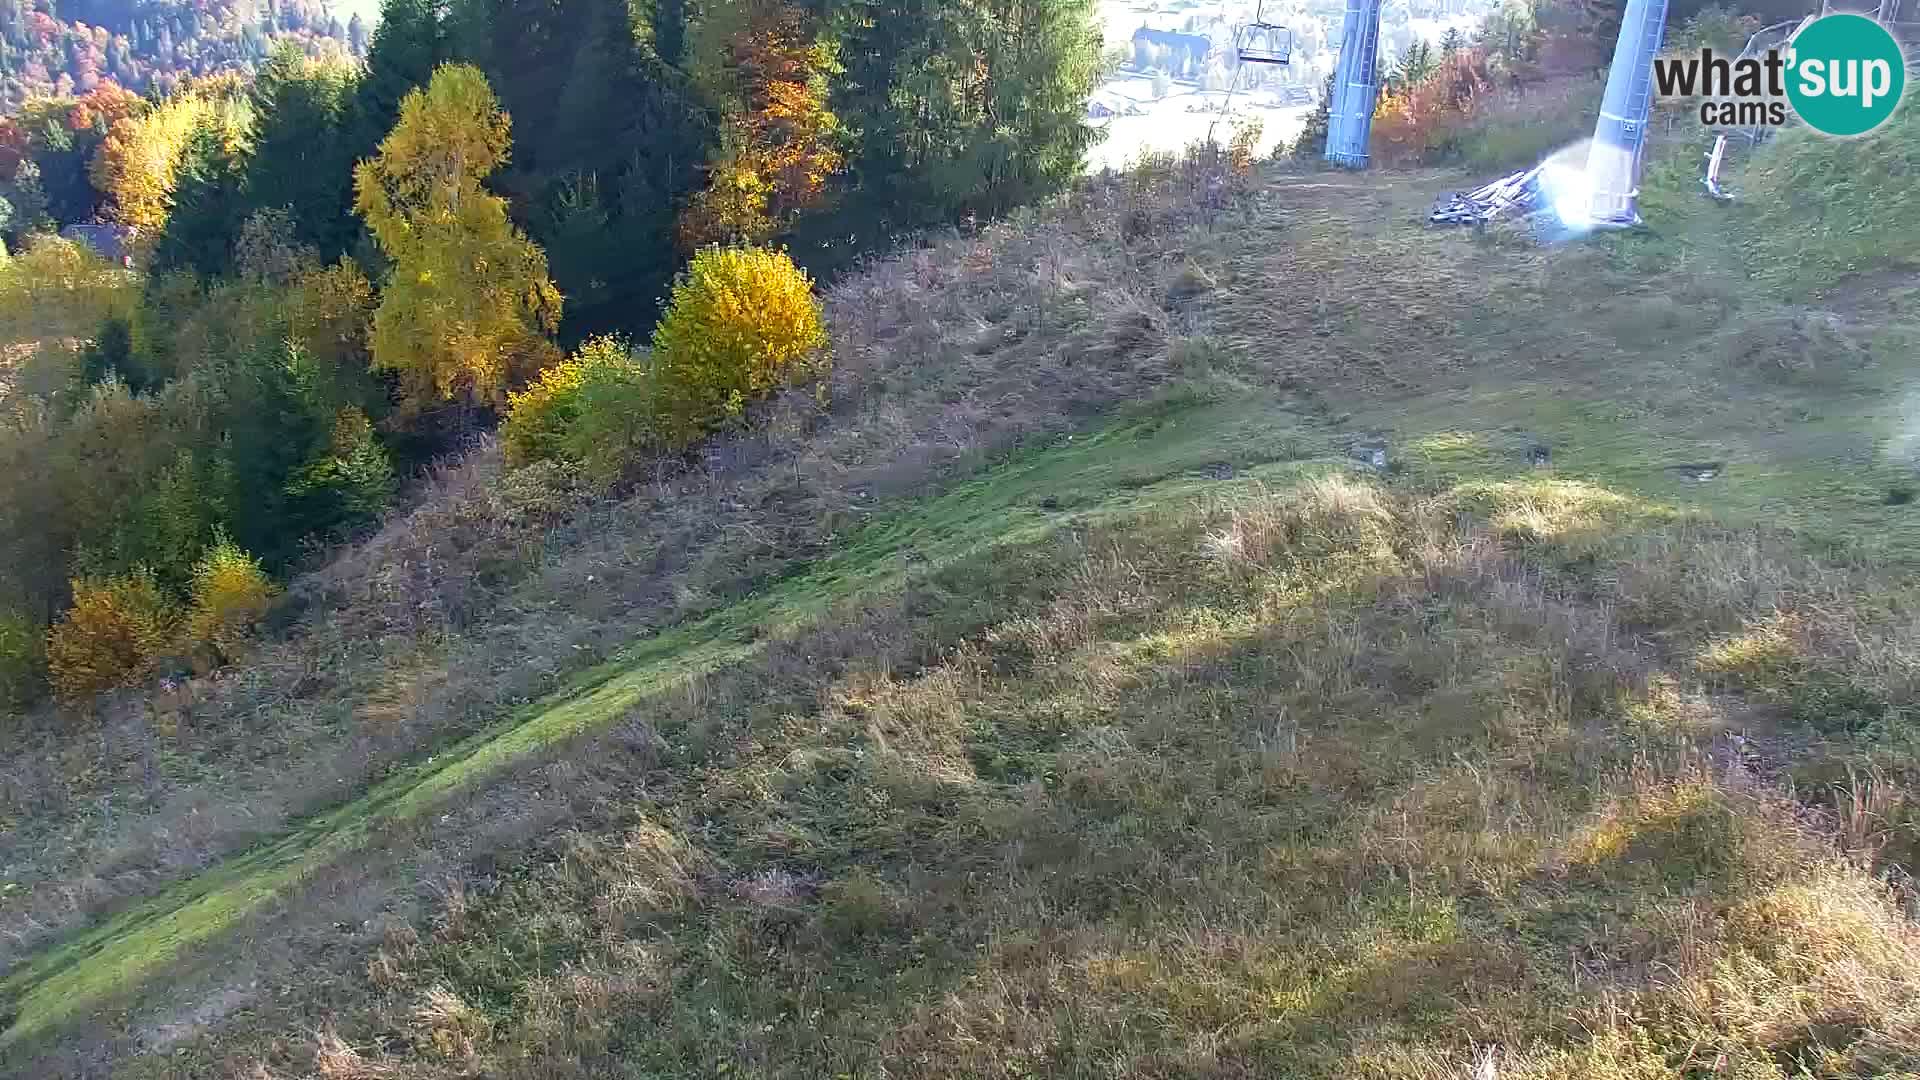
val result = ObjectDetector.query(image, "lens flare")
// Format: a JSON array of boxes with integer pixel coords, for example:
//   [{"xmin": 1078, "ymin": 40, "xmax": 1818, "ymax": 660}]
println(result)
[
  {"xmin": 1583, "ymin": 136, "xmax": 1642, "ymax": 227},
  {"xmin": 1536, "ymin": 140, "xmax": 1598, "ymax": 235}
]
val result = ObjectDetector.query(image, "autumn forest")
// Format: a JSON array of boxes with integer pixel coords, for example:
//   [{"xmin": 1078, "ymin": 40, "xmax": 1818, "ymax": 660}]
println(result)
[{"xmin": 0, "ymin": 0, "xmax": 1104, "ymax": 706}]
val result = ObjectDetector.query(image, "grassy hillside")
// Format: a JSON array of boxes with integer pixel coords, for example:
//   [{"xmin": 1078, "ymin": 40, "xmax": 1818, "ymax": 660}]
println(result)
[{"xmin": 5, "ymin": 117, "xmax": 1920, "ymax": 1077}]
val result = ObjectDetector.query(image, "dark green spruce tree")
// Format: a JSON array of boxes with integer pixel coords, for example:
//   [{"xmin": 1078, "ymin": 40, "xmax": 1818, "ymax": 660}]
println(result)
[
  {"xmin": 651, "ymin": 0, "xmax": 688, "ymax": 67},
  {"xmin": 346, "ymin": 0, "xmax": 450, "ymax": 170},
  {"xmin": 1291, "ymin": 72, "xmax": 1335, "ymax": 161},
  {"xmin": 830, "ymin": 0, "xmax": 1100, "ymax": 239},
  {"xmin": 450, "ymin": 0, "xmax": 709, "ymax": 342},
  {"xmin": 153, "ymin": 123, "xmax": 250, "ymax": 279},
  {"xmin": 244, "ymin": 44, "xmax": 360, "ymax": 261}
]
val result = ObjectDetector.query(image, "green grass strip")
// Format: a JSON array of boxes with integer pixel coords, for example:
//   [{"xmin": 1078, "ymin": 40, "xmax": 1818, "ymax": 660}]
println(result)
[{"xmin": 0, "ymin": 397, "xmax": 1293, "ymax": 1054}]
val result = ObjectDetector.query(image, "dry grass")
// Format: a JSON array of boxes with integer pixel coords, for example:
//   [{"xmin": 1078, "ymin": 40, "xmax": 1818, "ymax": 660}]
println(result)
[
  {"xmin": 0, "ymin": 151, "xmax": 1248, "ymax": 979},
  {"xmin": 1718, "ymin": 309, "xmax": 1881, "ymax": 389},
  {"xmin": 86, "ymin": 470, "xmax": 1920, "ymax": 1080},
  {"xmin": 311, "ymin": 1029, "xmax": 399, "ymax": 1079},
  {"xmin": 11, "ymin": 131, "xmax": 1920, "ymax": 1076}
]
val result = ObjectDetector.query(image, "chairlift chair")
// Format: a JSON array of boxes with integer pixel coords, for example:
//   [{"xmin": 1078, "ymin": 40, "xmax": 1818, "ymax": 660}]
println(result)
[{"xmin": 1238, "ymin": 2, "xmax": 1293, "ymax": 64}]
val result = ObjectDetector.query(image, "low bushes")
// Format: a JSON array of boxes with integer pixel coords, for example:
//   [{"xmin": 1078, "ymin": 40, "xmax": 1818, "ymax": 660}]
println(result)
[
  {"xmin": 649, "ymin": 244, "xmax": 830, "ymax": 447},
  {"xmin": 185, "ymin": 537, "xmax": 277, "ymax": 664},
  {"xmin": 3, "ymin": 260, "xmax": 398, "ymax": 706},
  {"xmin": 1371, "ymin": 49, "xmax": 1497, "ymax": 167},
  {"xmin": 504, "ymin": 244, "xmax": 829, "ymax": 481},
  {"xmin": 501, "ymin": 336, "xmax": 654, "ymax": 482},
  {"xmin": 41, "ymin": 536, "xmax": 278, "ymax": 706},
  {"xmin": 1446, "ymin": 75, "xmax": 1599, "ymax": 171},
  {"xmin": 46, "ymin": 571, "xmax": 180, "ymax": 704},
  {"xmin": 0, "ymin": 609, "xmax": 44, "ymax": 709}
]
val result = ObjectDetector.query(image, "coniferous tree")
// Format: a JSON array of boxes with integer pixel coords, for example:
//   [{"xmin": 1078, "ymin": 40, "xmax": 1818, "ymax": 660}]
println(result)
[
  {"xmin": 1291, "ymin": 72, "xmax": 1335, "ymax": 160},
  {"xmin": 346, "ymin": 0, "xmax": 449, "ymax": 168},
  {"xmin": 653, "ymin": 0, "xmax": 688, "ymax": 65},
  {"xmin": 1396, "ymin": 39, "xmax": 1435, "ymax": 88},
  {"xmin": 831, "ymin": 0, "xmax": 1100, "ymax": 242},
  {"xmin": 452, "ymin": 0, "xmax": 708, "ymax": 341},
  {"xmin": 154, "ymin": 123, "xmax": 249, "ymax": 278},
  {"xmin": 245, "ymin": 45, "xmax": 359, "ymax": 261},
  {"xmin": 353, "ymin": 63, "xmax": 563, "ymax": 414}
]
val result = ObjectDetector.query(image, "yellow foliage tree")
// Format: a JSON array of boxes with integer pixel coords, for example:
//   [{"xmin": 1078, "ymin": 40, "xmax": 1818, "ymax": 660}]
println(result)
[
  {"xmin": 185, "ymin": 537, "xmax": 276, "ymax": 662},
  {"xmin": 649, "ymin": 244, "xmax": 828, "ymax": 447},
  {"xmin": 46, "ymin": 570, "xmax": 180, "ymax": 704},
  {"xmin": 88, "ymin": 88, "xmax": 248, "ymax": 240},
  {"xmin": 353, "ymin": 63, "xmax": 563, "ymax": 415},
  {"xmin": 289, "ymin": 256, "xmax": 376, "ymax": 374},
  {"xmin": 1369, "ymin": 49, "xmax": 1494, "ymax": 166}
]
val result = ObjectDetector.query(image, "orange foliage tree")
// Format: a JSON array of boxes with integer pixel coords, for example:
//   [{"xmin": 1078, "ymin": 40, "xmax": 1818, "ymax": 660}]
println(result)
[
  {"xmin": 678, "ymin": 2, "xmax": 843, "ymax": 249},
  {"xmin": 65, "ymin": 81, "xmax": 143, "ymax": 133},
  {"xmin": 1370, "ymin": 48, "xmax": 1494, "ymax": 166},
  {"xmin": 46, "ymin": 570, "xmax": 179, "ymax": 704}
]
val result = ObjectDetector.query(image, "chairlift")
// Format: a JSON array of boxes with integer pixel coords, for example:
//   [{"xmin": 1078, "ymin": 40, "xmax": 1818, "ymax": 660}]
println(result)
[{"xmin": 1238, "ymin": 2, "xmax": 1293, "ymax": 65}]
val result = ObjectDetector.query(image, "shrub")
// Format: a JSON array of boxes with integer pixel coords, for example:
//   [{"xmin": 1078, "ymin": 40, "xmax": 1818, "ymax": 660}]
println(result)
[
  {"xmin": 502, "ymin": 335, "xmax": 653, "ymax": 476},
  {"xmin": 502, "ymin": 357, "xmax": 589, "ymax": 468},
  {"xmin": 498, "ymin": 458, "xmax": 591, "ymax": 525},
  {"xmin": 649, "ymin": 245, "xmax": 828, "ymax": 448},
  {"xmin": 47, "ymin": 570, "xmax": 181, "ymax": 704},
  {"xmin": 564, "ymin": 338, "xmax": 662, "ymax": 483},
  {"xmin": 185, "ymin": 537, "xmax": 277, "ymax": 662},
  {"xmin": 1227, "ymin": 118, "xmax": 1264, "ymax": 175},
  {"xmin": 0, "ymin": 234, "xmax": 138, "ymax": 344},
  {"xmin": 1666, "ymin": 4, "xmax": 1762, "ymax": 54},
  {"xmin": 1370, "ymin": 49, "xmax": 1495, "ymax": 166},
  {"xmin": 0, "ymin": 609, "xmax": 46, "ymax": 709},
  {"xmin": 1447, "ymin": 76, "xmax": 1599, "ymax": 172}
]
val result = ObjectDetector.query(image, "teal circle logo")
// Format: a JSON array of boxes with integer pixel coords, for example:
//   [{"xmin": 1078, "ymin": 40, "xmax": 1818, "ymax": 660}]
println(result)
[{"xmin": 1786, "ymin": 14, "xmax": 1907, "ymax": 136}]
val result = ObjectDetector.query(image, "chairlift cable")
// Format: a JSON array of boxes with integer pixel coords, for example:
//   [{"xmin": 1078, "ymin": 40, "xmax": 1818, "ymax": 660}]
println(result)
[
  {"xmin": 1205, "ymin": 24, "xmax": 1250, "ymax": 147},
  {"xmin": 1206, "ymin": 2, "xmax": 1292, "ymax": 147}
]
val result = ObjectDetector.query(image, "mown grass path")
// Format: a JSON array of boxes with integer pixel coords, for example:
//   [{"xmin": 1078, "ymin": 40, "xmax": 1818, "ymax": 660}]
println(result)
[{"xmin": 0, "ymin": 398, "xmax": 1300, "ymax": 1057}]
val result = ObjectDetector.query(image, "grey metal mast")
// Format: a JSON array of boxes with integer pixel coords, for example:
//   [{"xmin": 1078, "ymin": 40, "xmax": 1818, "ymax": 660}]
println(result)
[
  {"xmin": 1585, "ymin": 0, "xmax": 1670, "ymax": 225},
  {"xmin": 1324, "ymin": 0, "xmax": 1383, "ymax": 167}
]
